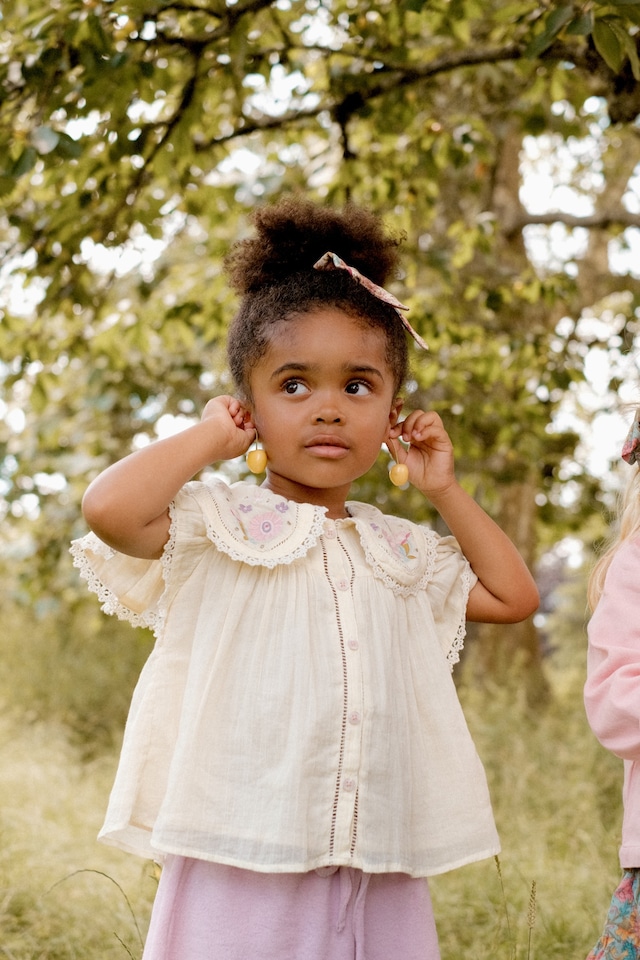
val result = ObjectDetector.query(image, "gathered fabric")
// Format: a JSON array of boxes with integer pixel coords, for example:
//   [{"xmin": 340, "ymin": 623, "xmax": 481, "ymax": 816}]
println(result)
[
  {"xmin": 141, "ymin": 857, "xmax": 441, "ymax": 960},
  {"xmin": 71, "ymin": 477, "xmax": 499, "ymax": 878}
]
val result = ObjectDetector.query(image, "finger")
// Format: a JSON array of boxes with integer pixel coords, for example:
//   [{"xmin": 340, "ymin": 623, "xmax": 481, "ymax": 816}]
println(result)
[{"xmin": 397, "ymin": 410, "xmax": 429, "ymax": 440}]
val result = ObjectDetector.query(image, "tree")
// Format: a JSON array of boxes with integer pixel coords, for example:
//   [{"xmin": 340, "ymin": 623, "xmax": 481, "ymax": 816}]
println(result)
[{"xmin": 2, "ymin": 0, "xmax": 640, "ymax": 704}]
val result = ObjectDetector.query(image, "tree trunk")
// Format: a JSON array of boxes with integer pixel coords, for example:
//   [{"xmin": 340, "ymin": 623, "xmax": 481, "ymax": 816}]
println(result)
[{"xmin": 461, "ymin": 477, "xmax": 551, "ymax": 707}]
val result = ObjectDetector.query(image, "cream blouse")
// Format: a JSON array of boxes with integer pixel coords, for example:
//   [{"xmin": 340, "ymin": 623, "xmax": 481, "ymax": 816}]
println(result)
[{"xmin": 71, "ymin": 478, "xmax": 500, "ymax": 878}]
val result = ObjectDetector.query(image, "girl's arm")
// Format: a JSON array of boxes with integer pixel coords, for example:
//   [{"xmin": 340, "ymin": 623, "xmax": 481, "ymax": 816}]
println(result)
[
  {"xmin": 387, "ymin": 410, "xmax": 539, "ymax": 624},
  {"xmin": 82, "ymin": 396, "xmax": 255, "ymax": 560},
  {"xmin": 584, "ymin": 536, "xmax": 640, "ymax": 760}
]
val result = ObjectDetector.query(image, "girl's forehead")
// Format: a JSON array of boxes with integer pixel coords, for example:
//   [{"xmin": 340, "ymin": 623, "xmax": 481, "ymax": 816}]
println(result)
[
  {"xmin": 265, "ymin": 307, "xmax": 388, "ymax": 356},
  {"xmin": 245, "ymin": 307, "xmax": 400, "ymax": 398}
]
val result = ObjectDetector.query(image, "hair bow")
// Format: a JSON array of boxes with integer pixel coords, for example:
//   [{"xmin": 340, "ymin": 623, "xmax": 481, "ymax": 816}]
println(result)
[{"xmin": 313, "ymin": 251, "xmax": 428, "ymax": 350}]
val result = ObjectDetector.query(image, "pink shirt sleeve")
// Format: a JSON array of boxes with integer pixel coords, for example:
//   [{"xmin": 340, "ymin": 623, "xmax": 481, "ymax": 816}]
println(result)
[{"xmin": 584, "ymin": 535, "xmax": 640, "ymax": 760}]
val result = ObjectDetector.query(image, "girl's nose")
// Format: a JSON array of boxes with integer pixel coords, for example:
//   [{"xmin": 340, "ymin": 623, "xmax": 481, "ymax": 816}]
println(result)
[
  {"xmin": 313, "ymin": 402, "xmax": 344, "ymax": 424},
  {"xmin": 312, "ymin": 389, "xmax": 345, "ymax": 424},
  {"xmin": 315, "ymin": 413, "xmax": 343, "ymax": 423}
]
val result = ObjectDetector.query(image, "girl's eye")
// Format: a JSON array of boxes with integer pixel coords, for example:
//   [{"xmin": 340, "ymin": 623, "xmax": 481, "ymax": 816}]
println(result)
[
  {"xmin": 282, "ymin": 379, "xmax": 309, "ymax": 396},
  {"xmin": 345, "ymin": 380, "xmax": 372, "ymax": 395}
]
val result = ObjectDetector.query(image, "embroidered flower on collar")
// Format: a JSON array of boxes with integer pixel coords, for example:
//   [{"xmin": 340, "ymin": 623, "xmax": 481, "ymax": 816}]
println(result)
[
  {"xmin": 370, "ymin": 522, "xmax": 417, "ymax": 563},
  {"xmin": 248, "ymin": 510, "xmax": 285, "ymax": 544}
]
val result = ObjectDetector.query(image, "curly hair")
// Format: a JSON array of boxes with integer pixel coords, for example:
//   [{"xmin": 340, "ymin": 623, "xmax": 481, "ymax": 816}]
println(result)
[{"xmin": 224, "ymin": 197, "xmax": 410, "ymax": 399}]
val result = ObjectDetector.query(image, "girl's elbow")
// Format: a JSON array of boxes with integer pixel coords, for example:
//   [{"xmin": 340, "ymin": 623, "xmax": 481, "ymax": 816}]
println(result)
[
  {"xmin": 497, "ymin": 583, "xmax": 540, "ymax": 623},
  {"xmin": 518, "ymin": 583, "xmax": 540, "ymax": 620},
  {"xmin": 81, "ymin": 484, "xmax": 101, "ymax": 530},
  {"xmin": 467, "ymin": 580, "xmax": 539, "ymax": 623},
  {"xmin": 500, "ymin": 586, "xmax": 540, "ymax": 623},
  {"xmin": 81, "ymin": 483, "xmax": 120, "ymax": 541}
]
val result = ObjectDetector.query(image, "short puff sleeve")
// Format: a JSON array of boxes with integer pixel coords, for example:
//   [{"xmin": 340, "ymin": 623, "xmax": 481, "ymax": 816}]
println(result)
[
  {"xmin": 69, "ymin": 482, "xmax": 215, "ymax": 633},
  {"xmin": 429, "ymin": 534, "xmax": 478, "ymax": 666}
]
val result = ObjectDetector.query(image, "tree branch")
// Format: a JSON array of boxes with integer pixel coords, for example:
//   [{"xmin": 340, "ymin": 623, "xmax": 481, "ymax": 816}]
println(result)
[
  {"xmin": 507, "ymin": 208, "xmax": 640, "ymax": 236},
  {"xmin": 147, "ymin": 0, "xmax": 279, "ymax": 46}
]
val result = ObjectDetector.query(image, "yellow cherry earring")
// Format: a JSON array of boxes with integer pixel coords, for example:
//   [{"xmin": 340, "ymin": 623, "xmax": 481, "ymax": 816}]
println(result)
[
  {"xmin": 389, "ymin": 444, "xmax": 409, "ymax": 487},
  {"xmin": 246, "ymin": 438, "xmax": 267, "ymax": 474}
]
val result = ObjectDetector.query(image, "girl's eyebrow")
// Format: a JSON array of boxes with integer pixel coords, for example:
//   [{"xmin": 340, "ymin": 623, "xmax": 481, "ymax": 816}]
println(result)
[{"xmin": 270, "ymin": 362, "xmax": 385, "ymax": 381}]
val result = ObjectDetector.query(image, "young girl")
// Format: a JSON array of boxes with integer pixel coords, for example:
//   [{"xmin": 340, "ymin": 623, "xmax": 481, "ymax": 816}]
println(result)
[
  {"xmin": 584, "ymin": 406, "xmax": 640, "ymax": 960},
  {"xmin": 71, "ymin": 197, "xmax": 539, "ymax": 960}
]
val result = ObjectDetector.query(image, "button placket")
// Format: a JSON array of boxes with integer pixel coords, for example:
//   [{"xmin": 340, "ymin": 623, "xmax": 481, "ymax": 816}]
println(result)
[{"xmin": 323, "ymin": 530, "xmax": 364, "ymax": 856}]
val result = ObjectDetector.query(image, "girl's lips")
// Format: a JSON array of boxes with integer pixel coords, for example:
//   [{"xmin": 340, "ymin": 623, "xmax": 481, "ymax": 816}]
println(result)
[{"xmin": 305, "ymin": 436, "xmax": 349, "ymax": 458}]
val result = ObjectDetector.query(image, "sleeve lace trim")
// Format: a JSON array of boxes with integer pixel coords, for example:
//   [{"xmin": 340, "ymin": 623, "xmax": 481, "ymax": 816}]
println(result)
[
  {"xmin": 69, "ymin": 515, "xmax": 177, "ymax": 635},
  {"xmin": 447, "ymin": 562, "xmax": 475, "ymax": 670}
]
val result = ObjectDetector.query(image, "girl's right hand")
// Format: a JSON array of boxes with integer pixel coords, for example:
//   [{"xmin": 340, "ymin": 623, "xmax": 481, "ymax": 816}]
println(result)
[
  {"xmin": 82, "ymin": 395, "xmax": 257, "ymax": 559},
  {"xmin": 200, "ymin": 395, "xmax": 257, "ymax": 461}
]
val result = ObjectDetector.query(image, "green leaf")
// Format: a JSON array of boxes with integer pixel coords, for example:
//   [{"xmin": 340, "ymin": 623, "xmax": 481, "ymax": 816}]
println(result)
[
  {"xmin": 604, "ymin": 15, "xmax": 640, "ymax": 77},
  {"xmin": 10, "ymin": 147, "xmax": 38, "ymax": 178},
  {"xmin": 626, "ymin": 35, "xmax": 640, "ymax": 78},
  {"xmin": 523, "ymin": 5, "xmax": 574, "ymax": 58},
  {"xmin": 55, "ymin": 133, "xmax": 83, "ymax": 159},
  {"xmin": 566, "ymin": 12, "xmax": 594, "ymax": 35},
  {"xmin": 545, "ymin": 4, "xmax": 577, "ymax": 35},
  {"xmin": 0, "ymin": 177, "xmax": 16, "ymax": 198},
  {"xmin": 593, "ymin": 17, "xmax": 624, "ymax": 71}
]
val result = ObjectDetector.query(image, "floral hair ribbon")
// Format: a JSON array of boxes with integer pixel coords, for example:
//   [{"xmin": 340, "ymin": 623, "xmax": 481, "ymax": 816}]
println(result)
[
  {"xmin": 622, "ymin": 407, "xmax": 640, "ymax": 466},
  {"xmin": 313, "ymin": 251, "xmax": 428, "ymax": 350}
]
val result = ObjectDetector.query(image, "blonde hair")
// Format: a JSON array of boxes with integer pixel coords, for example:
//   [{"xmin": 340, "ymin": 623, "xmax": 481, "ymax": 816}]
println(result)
[{"xmin": 588, "ymin": 467, "xmax": 640, "ymax": 611}]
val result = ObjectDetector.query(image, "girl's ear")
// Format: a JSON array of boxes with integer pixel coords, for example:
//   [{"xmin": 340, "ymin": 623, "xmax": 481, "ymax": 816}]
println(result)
[
  {"xmin": 387, "ymin": 397, "xmax": 404, "ymax": 433},
  {"xmin": 242, "ymin": 404, "xmax": 257, "ymax": 432}
]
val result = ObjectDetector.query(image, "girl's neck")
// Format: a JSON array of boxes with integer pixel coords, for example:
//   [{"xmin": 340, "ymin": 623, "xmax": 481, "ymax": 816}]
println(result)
[{"xmin": 260, "ymin": 474, "xmax": 351, "ymax": 520}]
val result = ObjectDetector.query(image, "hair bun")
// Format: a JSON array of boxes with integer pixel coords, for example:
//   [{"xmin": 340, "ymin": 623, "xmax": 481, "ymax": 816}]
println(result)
[{"xmin": 224, "ymin": 196, "xmax": 402, "ymax": 294}]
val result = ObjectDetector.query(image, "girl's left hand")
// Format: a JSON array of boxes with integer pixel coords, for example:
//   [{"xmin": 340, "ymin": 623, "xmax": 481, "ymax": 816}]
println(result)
[{"xmin": 386, "ymin": 410, "xmax": 456, "ymax": 498}]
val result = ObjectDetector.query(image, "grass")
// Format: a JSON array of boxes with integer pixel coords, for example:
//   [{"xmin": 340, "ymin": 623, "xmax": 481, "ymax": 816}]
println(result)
[
  {"xmin": 0, "ymin": 715, "xmax": 157, "ymax": 959},
  {"xmin": 429, "ymin": 677, "xmax": 622, "ymax": 959}
]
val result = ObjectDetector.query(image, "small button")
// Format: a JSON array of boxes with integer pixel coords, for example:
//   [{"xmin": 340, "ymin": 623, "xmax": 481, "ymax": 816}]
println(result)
[
  {"xmin": 348, "ymin": 639, "xmax": 359, "ymax": 651},
  {"xmin": 323, "ymin": 521, "xmax": 337, "ymax": 539},
  {"xmin": 348, "ymin": 711, "xmax": 361, "ymax": 725},
  {"xmin": 336, "ymin": 579, "xmax": 349, "ymax": 591},
  {"xmin": 343, "ymin": 778, "xmax": 356, "ymax": 792}
]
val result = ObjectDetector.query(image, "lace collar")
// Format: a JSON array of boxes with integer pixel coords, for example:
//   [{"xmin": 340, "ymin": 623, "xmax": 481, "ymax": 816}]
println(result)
[{"xmin": 194, "ymin": 479, "xmax": 437, "ymax": 596}]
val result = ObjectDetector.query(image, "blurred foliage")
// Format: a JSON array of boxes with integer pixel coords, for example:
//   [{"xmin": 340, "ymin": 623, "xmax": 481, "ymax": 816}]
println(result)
[{"xmin": 2, "ymin": 0, "xmax": 640, "ymax": 702}]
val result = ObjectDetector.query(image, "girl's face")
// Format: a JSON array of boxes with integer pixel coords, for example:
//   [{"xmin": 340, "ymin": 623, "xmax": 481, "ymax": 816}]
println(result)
[{"xmin": 247, "ymin": 308, "xmax": 403, "ymax": 518}]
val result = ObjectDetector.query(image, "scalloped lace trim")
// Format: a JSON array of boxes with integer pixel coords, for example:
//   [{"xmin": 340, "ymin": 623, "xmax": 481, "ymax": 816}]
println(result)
[
  {"xmin": 353, "ymin": 520, "xmax": 436, "ymax": 597},
  {"xmin": 162, "ymin": 500, "xmax": 178, "ymax": 598},
  {"xmin": 204, "ymin": 509, "xmax": 327, "ymax": 568},
  {"xmin": 202, "ymin": 486, "xmax": 328, "ymax": 568},
  {"xmin": 447, "ymin": 563, "xmax": 475, "ymax": 669},
  {"xmin": 69, "ymin": 532, "xmax": 167, "ymax": 635}
]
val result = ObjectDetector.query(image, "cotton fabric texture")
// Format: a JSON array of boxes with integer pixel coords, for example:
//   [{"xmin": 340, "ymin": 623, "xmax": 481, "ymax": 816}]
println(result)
[
  {"xmin": 585, "ymin": 535, "xmax": 640, "ymax": 869},
  {"xmin": 142, "ymin": 858, "xmax": 440, "ymax": 960},
  {"xmin": 71, "ymin": 478, "xmax": 500, "ymax": 878}
]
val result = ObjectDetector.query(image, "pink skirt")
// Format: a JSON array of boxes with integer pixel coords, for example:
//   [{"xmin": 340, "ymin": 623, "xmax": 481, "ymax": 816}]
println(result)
[{"xmin": 142, "ymin": 856, "xmax": 440, "ymax": 960}]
